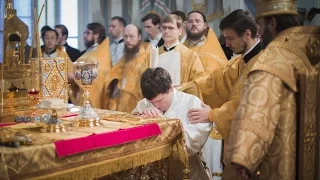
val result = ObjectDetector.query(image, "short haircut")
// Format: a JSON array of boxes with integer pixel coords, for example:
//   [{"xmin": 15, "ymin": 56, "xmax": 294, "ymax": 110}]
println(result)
[
  {"xmin": 264, "ymin": 14, "xmax": 301, "ymax": 34},
  {"xmin": 141, "ymin": 13, "xmax": 161, "ymax": 25},
  {"xmin": 41, "ymin": 27, "xmax": 58, "ymax": 39},
  {"xmin": 55, "ymin": 24, "xmax": 69, "ymax": 39},
  {"xmin": 161, "ymin": 16, "xmax": 182, "ymax": 28},
  {"xmin": 86, "ymin": 22, "xmax": 107, "ymax": 44},
  {"xmin": 171, "ymin": 11, "xmax": 187, "ymax": 21},
  {"xmin": 41, "ymin": 25, "xmax": 51, "ymax": 36},
  {"xmin": 187, "ymin": 10, "xmax": 207, "ymax": 22},
  {"xmin": 219, "ymin": 9, "xmax": 257, "ymax": 38},
  {"xmin": 111, "ymin": 16, "xmax": 126, "ymax": 27},
  {"xmin": 140, "ymin": 67, "xmax": 172, "ymax": 100}
]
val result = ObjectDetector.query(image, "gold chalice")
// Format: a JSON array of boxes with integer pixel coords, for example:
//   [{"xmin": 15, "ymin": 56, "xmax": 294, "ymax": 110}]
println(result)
[{"xmin": 73, "ymin": 61, "xmax": 100, "ymax": 127}]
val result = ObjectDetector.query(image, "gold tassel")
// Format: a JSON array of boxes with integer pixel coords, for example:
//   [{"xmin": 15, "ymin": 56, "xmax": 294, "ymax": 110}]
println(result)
[{"xmin": 28, "ymin": 144, "xmax": 173, "ymax": 180}]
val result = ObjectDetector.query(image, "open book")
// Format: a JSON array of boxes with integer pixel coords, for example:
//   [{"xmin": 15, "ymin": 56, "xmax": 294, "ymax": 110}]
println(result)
[{"xmin": 150, "ymin": 46, "xmax": 181, "ymax": 86}]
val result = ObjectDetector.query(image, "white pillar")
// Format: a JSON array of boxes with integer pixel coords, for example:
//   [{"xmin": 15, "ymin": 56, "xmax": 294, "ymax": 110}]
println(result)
[
  {"xmin": 110, "ymin": 0, "xmax": 122, "ymax": 17},
  {"xmin": 90, "ymin": 0, "xmax": 105, "ymax": 24},
  {"xmin": 176, "ymin": 0, "xmax": 184, "ymax": 11}
]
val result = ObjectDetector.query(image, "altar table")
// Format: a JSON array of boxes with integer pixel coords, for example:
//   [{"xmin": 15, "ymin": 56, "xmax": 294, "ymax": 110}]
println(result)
[{"xmin": 0, "ymin": 110, "xmax": 189, "ymax": 180}]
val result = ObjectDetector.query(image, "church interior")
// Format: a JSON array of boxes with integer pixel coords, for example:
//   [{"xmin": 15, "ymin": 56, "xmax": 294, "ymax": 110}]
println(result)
[{"xmin": 0, "ymin": 0, "xmax": 319, "ymax": 179}]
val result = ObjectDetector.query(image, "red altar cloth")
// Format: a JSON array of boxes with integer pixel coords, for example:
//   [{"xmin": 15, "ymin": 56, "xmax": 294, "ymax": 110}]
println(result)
[{"xmin": 54, "ymin": 123, "xmax": 161, "ymax": 157}]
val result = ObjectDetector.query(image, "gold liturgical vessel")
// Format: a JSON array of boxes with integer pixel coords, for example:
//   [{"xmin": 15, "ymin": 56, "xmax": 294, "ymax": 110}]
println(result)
[
  {"xmin": 0, "ymin": 0, "xmax": 41, "ymax": 122},
  {"xmin": 73, "ymin": 61, "xmax": 101, "ymax": 127}
]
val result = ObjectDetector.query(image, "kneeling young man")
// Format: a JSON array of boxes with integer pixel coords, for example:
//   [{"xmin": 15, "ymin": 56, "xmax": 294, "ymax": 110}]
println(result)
[{"xmin": 132, "ymin": 67, "xmax": 212, "ymax": 180}]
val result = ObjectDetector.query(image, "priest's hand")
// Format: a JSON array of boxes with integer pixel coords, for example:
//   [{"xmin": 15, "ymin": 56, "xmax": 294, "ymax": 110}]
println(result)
[
  {"xmin": 142, "ymin": 107, "xmax": 162, "ymax": 117},
  {"xmin": 187, "ymin": 102, "xmax": 211, "ymax": 123}
]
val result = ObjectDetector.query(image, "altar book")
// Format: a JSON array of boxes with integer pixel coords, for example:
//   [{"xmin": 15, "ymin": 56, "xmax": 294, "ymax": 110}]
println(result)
[{"xmin": 151, "ymin": 47, "xmax": 181, "ymax": 86}]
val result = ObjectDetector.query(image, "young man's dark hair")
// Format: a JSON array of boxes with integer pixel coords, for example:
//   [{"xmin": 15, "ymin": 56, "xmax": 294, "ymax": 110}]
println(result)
[
  {"xmin": 141, "ymin": 13, "xmax": 161, "ymax": 25},
  {"xmin": 219, "ymin": 9, "xmax": 258, "ymax": 38},
  {"xmin": 41, "ymin": 25, "xmax": 51, "ymax": 36},
  {"xmin": 41, "ymin": 28, "xmax": 58, "ymax": 39},
  {"xmin": 86, "ymin": 22, "xmax": 107, "ymax": 44},
  {"xmin": 187, "ymin": 10, "xmax": 207, "ymax": 23},
  {"xmin": 161, "ymin": 16, "xmax": 182, "ymax": 28},
  {"xmin": 111, "ymin": 16, "xmax": 126, "ymax": 27},
  {"xmin": 171, "ymin": 10, "xmax": 187, "ymax": 22},
  {"xmin": 140, "ymin": 67, "xmax": 172, "ymax": 100},
  {"xmin": 55, "ymin": 24, "xmax": 69, "ymax": 39}
]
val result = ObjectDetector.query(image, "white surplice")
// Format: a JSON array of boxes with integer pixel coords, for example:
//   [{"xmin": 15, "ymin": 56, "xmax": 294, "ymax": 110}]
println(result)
[
  {"xmin": 203, "ymin": 138, "xmax": 223, "ymax": 180},
  {"xmin": 132, "ymin": 89, "xmax": 213, "ymax": 180}
]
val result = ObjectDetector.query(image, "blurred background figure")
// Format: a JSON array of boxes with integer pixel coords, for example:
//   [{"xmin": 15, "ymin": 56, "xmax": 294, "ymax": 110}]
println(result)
[
  {"xmin": 55, "ymin": 24, "xmax": 81, "ymax": 62},
  {"xmin": 109, "ymin": 16, "xmax": 126, "ymax": 66}
]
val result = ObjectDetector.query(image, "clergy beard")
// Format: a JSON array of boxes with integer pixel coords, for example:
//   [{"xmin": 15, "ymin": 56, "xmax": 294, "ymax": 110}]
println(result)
[
  {"xmin": 124, "ymin": 43, "xmax": 141, "ymax": 62},
  {"xmin": 261, "ymin": 27, "xmax": 274, "ymax": 48},
  {"xmin": 234, "ymin": 40, "xmax": 247, "ymax": 54},
  {"xmin": 85, "ymin": 39, "xmax": 95, "ymax": 49},
  {"xmin": 187, "ymin": 30, "xmax": 204, "ymax": 42}
]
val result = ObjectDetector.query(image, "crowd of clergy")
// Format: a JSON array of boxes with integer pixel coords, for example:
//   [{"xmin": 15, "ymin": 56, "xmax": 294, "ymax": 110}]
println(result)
[{"xmin": 39, "ymin": 0, "xmax": 320, "ymax": 179}]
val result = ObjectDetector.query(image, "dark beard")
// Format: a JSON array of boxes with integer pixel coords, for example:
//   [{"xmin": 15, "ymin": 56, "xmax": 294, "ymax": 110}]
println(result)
[
  {"xmin": 234, "ymin": 39, "xmax": 247, "ymax": 54},
  {"xmin": 124, "ymin": 43, "xmax": 141, "ymax": 62},
  {"xmin": 85, "ymin": 39, "xmax": 95, "ymax": 49},
  {"xmin": 187, "ymin": 30, "xmax": 204, "ymax": 42},
  {"xmin": 261, "ymin": 27, "xmax": 273, "ymax": 49}
]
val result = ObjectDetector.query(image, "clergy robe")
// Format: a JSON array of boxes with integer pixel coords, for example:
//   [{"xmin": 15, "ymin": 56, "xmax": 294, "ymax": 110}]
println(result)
[
  {"xmin": 132, "ymin": 89, "xmax": 212, "ymax": 180},
  {"xmin": 103, "ymin": 45, "xmax": 150, "ymax": 113},
  {"xmin": 225, "ymin": 26, "xmax": 320, "ymax": 180},
  {"xmin": 199, "ymin": 40, "xmax": 262, "ymax": 178},
  {"xmin": 184, "ymin": 28, "xmax": 228, "ymax": 74},
  {"xmin": 158, "ymin": 43, "xmax": 205, "ymax": 98},
  {"xmin": 70, "ymin": 38, "xmax": 112, "ymax": 108}
]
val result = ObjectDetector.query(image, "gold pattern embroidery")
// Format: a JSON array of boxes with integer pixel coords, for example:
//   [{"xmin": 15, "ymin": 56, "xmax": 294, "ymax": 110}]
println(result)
[
  {"xmin": 210, "ymin": 127, "xmax": 223, "ymax": 140},
  {"xmin": 304, "ymin": 124, "xmax": 317, "ymax": 151}
]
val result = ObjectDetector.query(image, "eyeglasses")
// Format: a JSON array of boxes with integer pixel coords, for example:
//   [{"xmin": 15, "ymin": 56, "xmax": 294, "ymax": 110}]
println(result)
[{"xmin": 83, "ymin": 31, "xmax": 93, "ymax": 35}]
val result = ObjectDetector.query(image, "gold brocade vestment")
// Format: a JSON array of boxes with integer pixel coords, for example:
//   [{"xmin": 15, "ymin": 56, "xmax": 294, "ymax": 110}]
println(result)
[
  {"xmin": 70, "ymin": 38, "xmax": 112, "ymax": 109},
  {"xmin": 203, "ymin": 53, "xmax": 260, "ymax": 142},
  {"xmin": 225, "ymin": 26, "xmax": 320, "ymax": 180},
  {"xmin": 103, "ymin": 46, "xmax": 150, "ymax": 113},
  {"xmin": 158, "ymin": 43, "xmax": 205, "ymax": 98},
  {"xmin": 184, "ymin": 28, "xmax": 228, "ymax": 74}
]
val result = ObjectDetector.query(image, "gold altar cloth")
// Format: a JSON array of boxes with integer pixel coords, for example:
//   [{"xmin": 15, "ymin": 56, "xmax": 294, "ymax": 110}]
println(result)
[{"xmin": 0, "ymin": 111, "xmax": 188, "ymax": 180}]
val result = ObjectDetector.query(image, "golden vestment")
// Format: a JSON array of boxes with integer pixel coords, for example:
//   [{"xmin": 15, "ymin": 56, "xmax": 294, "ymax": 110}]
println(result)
[
  {"xmin": 225, "ymin": 26, "xmax": 320, "ymax": 180},
  {"xmin": 184, "ymin": 28, "xmax": 228, "ymax": 74},
  {"xmin": 198, "ymin": 42, "xmax": 262, "ymax": 178},
  {"xmin": 70, "ymin": 38, "xmax": 112, "ymax": 108},
  {"xmin": 103, "ymin": 46, "xmax": 150, "ymax": 113},
  {"xmin": 158, "ymin": 43, "xmax": 205, "ymax": 97},
  {"xmin": 208, "ymin": 54, "xmax": 260, "ymax": 141}
]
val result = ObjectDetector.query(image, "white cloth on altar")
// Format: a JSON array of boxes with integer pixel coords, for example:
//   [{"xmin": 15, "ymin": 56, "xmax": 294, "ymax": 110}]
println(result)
[{"xmin": 132, "ymin": 89, "xmax": 212, "ymax": 180}]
